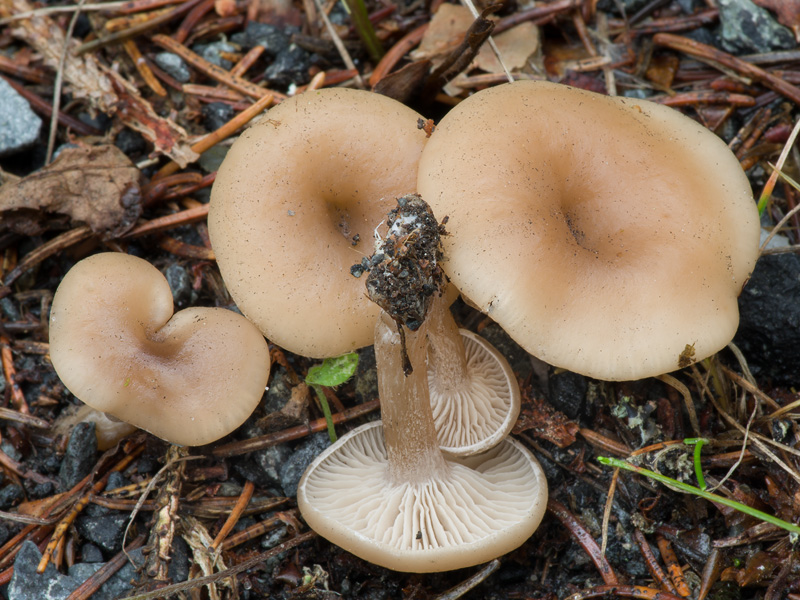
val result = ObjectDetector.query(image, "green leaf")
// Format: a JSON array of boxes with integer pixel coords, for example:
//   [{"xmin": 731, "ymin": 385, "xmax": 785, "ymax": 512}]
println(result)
[{"xmin": 305, "ymin": 352, "xmax": 359, "ymax": 388}]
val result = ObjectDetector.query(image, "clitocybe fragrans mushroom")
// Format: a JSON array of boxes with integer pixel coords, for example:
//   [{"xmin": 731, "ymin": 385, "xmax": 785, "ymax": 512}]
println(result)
[
  {"xmin": 209, "ymin": 88, "xmax": 519, "ymax": 455},
  {"xmin": 209, "ymin": 87, "xmax": 429, "ymax": 358},
  {"xmin": 298, "ymin": 196, "xmax": 547, "ymax": 573},
  {"xmin": 417, "ymin": 81, "xmax": 761, "ymax": 381},
  {"xmin": 49, "ymin": 253, "xmax": 270, "ymax": 446}
]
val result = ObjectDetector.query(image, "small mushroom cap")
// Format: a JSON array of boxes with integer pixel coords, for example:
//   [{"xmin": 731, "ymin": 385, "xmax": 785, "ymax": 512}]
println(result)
[
  {"xmin": 209, "ymin": 88, "xmax": 429, "ymax": 358},
  {"xmin": 429, "ymin": 330, "xmax": 520, "ymax": 456},
  {"xmin": 49, "ymin": 253, "xmax": 270, "ymax": 446},
  {"xmin": 297, "ymin": 421, "xmax": 547, "ymax": 572},
  {"xmin": 418, "ymin": 81, "xmax": 760, "ymax": 381}
]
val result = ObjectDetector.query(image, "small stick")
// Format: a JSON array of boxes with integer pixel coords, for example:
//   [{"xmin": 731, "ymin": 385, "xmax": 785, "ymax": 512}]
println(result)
[
  {"xmin": 153, "ymin": 88, "xmax": 274, "ymax": 179},
  {"xmin": 579, "ymin": 428, "xmax": 631, "ymax": 456},
  {"xmin": 213, "ymin": 399, "xmax": 381, "ymax": 457},
  {"xmin": 653, "ymin": 33, "xmax": 800, "ymax": 106},
  {"xmin": 369, "ymin": 23, "xmax": 428, "ymax": 87},
  {"xmin": 697, "ymin": 547, "xmax": 721, "ymax": 600},
  {"xmin": 599, "ymin": 467, "xmax": 618, "ymax": 556},
  {"xmin": 151, "ymin": 34, "xmax": 279, "ymax": 100},
  {"xmin": 657, "ymin": 374, "xmax": 700, "ymax": 436},
  {"xmin": 123, "ymin": 39, "xmax": 167, "ymax": 96},
  {"xmin": 2, "ymin": 227, "xmax": 93, "ymax": 291},
  {"xmin": 633, "ymin": 529, "xmax": 679, "ymax": 595},
  {"xmin": 651, "ymin": 91, "xmax": 756, "ymax": 107},
  {"xmin": 0, "ymin": 53, "xmax": 52, "ymax": 84},
  {"xmin": 433, "ymin": 559, "xmax": 501, "ymax": 600},
  {"xmin": 37, "ymin": 447, "xmax": 144, "ymax": 573},
  {"xmin": 158, "ymin": 237, "xmax": 215, "ymax": 260},
  {"xmin": 0, "ymin": 336, "xmax": 29, "ymax": 413},
  {"xmin": 210, "ymin": 480, "xmax": 254, "ymax": 551},
  {"xmin": 313, "ymin": 0, "xmax": 364, "ymax": 88},
  {"xmin": 565, "ymin": 585, "xmax": 687, "ymax": 600},
  {"xmin": 76, "ymin": 0, "xmax": 205, "ymax": 53},
  {"xmin": 173, "ymin": 0, "xmax": 214, "ymax": 43},
  {"xmin": 548, "ymin": 499, "xmax": 620, "ymax": 586},
  {"xmin": 655, "ymin": 534, "xmax": 691, "ymax": 597},
  {"xmin": 220, "ymin": 511, "xmax": 296, "ymax": 550},
  {"xmin": 124, "ymin": 205, "xmax": 209, "ymax": 238},
  {"xmin": 65, "ymin": 535, "xmax": 146, "ymax": 600}
]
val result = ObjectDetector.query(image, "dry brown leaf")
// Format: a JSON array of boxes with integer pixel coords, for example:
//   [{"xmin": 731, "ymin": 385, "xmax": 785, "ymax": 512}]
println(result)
[
  {"xmin": 0, "ymin": 144, "xmax": 142, "ymax": 238},
  {"xmin": 412, "ymin": 3, "xmax": 538, "ymax": 73},
  {"xmin": 3, "ymin": 0, "xmax": 199, "ymax": 167}
]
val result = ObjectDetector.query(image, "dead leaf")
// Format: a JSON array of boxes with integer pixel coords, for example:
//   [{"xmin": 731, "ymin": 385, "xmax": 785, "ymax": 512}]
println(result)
[
  {"xmin": 4, "ymin": 0, "xmax": 199, "ymax": 167},
  {"xmin": 0, "ymin": 144, "xmax": 142, "ymax": 238},
  {"xmin": 513, "ymin": 390, "xmax": 579, "ymax": 448},
  {"xmin": 412, "ymin": 3, "xmax": 539, "ymax": 74}
]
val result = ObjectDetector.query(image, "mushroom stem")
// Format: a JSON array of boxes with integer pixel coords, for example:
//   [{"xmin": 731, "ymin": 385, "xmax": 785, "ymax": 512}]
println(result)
[
  {"xmin": 376, "ymin": 311, "xmax": 449, "ymax": 485},
  {"xmin": 426, "ymin": 293, "xmax": 469, "ymax": 389}
]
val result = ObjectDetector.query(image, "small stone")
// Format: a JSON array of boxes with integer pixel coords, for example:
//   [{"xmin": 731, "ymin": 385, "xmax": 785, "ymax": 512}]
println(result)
[
  {"xmin": 58, "ymin": 422, "xmax": 97, "ymax": 490},
  {"xmin": 202, "ymin": 102, "xmax": 235, "ymax": 132},
  {"xmin": 154, "ymin": 52, "xmax": 192, "ymax": 83},
  {"xmin": 264, "ymin": 45, "xmax": 311, "ymax": 88},
  {"xmin": 9, "ymin": 541, "xmax": 79, "ymax": 600},
  {"xmin": 548, "ymin": 370, "xmax": 588, "ymax": 420},
  {"xmin": 0, "ymin": 77, "xmax": 41, "ymax": 157},
  {"xmin": 80, "ymin": 543, "xmax": 105, "ymax": 563},
  {"xmin": 115, "ymin": 128, "xmax": 147, "ymax": 157},
  {"xmin": 717, "ymin": 0, "xmax": 795, "ymax": 54},
  {"xmin": 353, "ymin": 347, "xmax": 378, "ymax": 405},
  {"xmin": 75, "ymin": 506, "xmax": 128, "ymax": 553},
  {"xmin": 241, "ymin": 22, "xmax": 291, "ymax": 55},
  {"xmin": 0, "ymin": 483, "xmax": 24, "ymax": 509},
  {"xmin": 165, "ymin": 263, "xmax": 192, "ymax": 307},
  {"xmin": 280, "ymin": 432, "xmax": 330, "ymax": 496},
  {"xmin": 254, "ymin": 443, "xmax": 292, "ymax": 490},
  {"xmin": 735, "ymin": 253, "xmax": 800, "ymax": 385},
  {"xmin": 192, "ymin": 41, "xmax": 237, "ymax": 69}
]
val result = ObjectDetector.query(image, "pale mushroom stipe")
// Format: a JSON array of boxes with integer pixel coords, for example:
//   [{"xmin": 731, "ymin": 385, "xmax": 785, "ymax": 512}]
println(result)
[
  {"xmin": 209, "ymin": 87, "xmax": 520, "ymax": 456},
  {"xmin": 298, "ymin": 196, "xmax": 547, "ymax": 573},
  {"xmin": 48, "ymin": 253, "xmax": 271, "ymax": 447},
  {"xmin": 418, "ymin": 81, "xmax": 761, "ymax": 381}
]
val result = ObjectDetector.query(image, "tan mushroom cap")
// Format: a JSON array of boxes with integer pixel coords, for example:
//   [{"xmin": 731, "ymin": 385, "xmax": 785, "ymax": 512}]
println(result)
[
  {"xmin": 297, "ymin": 421, "xmax": 547, "ymax": 573},
  {"xmin": 208, "ymin": 88, "xmax": 429, "ymax": 358},
  {"xmin": 429, "ymin": 329, "xmax": 520, "ymax": 456},
  {"xmin": 417, "ymin": 81, "xmax": 760, "ymax": 381},
  {"xmin": 49, "ymin": 253, "xmax": 270, "ymax": 446}
]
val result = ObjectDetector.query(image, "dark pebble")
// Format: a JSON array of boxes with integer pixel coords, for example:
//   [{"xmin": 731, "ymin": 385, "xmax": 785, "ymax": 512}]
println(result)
[
  {"xmin": 192, "ymin": 41, "xmax": 236, "ymax": 69},
  {"xmin": 264, "ymin": 45, "xmax": 311, "ymax": 88},
  {"xmin": 254, "ymin": 443, "xmax": 293, "ymax": 491},
  {"xmin": 115, "ymin": 128, "xmax": 147, "ymax": 157},
  {"xmin": 202, "ymin": 102, "xmax": 235, "ymax": 132},
  {"xmin": 0, "ymin": 484, "xmax": 24, "ymax": 509},
  {"xmin": 717, "ymin": 0, "xmax": 795, "ymax": 54},
  {"xmin": 240, "ymin": 22, "xmax": 291, "ymax": 55},
  {"xmin": 10, "ymin": 541, "xmax": 81, "ymax": 600},
  {"xmin": 280, "ymin": 432, "xmax": 330, "ymax": 496},
  {"xmin": 547, "ymin": 370, "xmax": 588, "ymax": 420},
  {"xmin": 154, "ymin": 52, "xmax": 192, "ymax": 83},
  {"xmin": 165, "ymin": 263, "xmax": 192, "ymax": 307},
  {"xmin": 735, "ymin": 253, "xmax": 800, "ymax": 386},
  {"xmin": 75, "ymin": 506, "xmax": 128, "ymax": 553},
  {"xmin": 80, "ymin": 543, "xmax": 105, "ymax": 563},
  {"xmin": 353, "ymin": 346, "xmax": 378, "ymax": 405},
  {"xmin": 58, "ymin": 421, "xmax": 97, "ymax": 491}
]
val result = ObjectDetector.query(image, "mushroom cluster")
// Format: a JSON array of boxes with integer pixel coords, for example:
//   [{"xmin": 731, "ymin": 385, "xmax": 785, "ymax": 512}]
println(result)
[
  {"xmin": 209, "ymin": 87, "xmax": 521, "ymax": 457},
  {"xmin": 297, "ymin": 196, "xmax": 547, "ymax": 572},
  {"xmin": 49, "ymin": 253, "xmax": 270, "ymax": 446}
]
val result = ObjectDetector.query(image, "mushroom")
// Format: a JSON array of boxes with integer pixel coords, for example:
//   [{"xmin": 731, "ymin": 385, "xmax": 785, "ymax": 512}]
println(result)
[
  {"xmin": 297, "ymin": 196, "xmax": 547, "ymax": 572},
  {"xmin": 49, "ymin": 253, "xmax": 270, "ymax": 446},
  {"xmin": 417, "ymin": 81, "xmax": 760, "ymax": 381},
  {"xmin": 209, "ymin": 88, "xmax": 518, "ymax": 455}
]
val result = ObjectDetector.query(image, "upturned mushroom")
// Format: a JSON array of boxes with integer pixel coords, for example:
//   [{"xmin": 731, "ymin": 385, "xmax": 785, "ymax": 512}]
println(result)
[
  {"xmin": 49, "ymin": 253, "xmax": 270, "ymax": 446},
  {"xmin": 209, "ymin": 88, "xmax": 518, "ymax": 455},
  {"xmin": 297, "ymin": 196, "xmax": 547, "ymax": 572},
  {"xmin": 417, "ymin": 81, "xmax": 760, "ymax": 381}
]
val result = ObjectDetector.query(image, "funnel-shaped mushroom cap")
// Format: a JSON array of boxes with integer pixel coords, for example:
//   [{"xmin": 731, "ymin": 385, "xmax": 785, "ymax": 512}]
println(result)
[
  {"xmin": 297, "ymin": 421, "xmax": 547, "ymax": 572},
  {"xmin": 209, "ymin": 88, "xmax": 429, "ymax": 358},
  {"xmin": 417, "ymin": 81, "xmax": 760, "ymax": 381},
  {"xmin": 49, "ymin": 253, "xmax": 270, "ymax": 446},
  {"xmin": 429, "ymin": 329, "xmax": 520, "ymax": 456}
]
